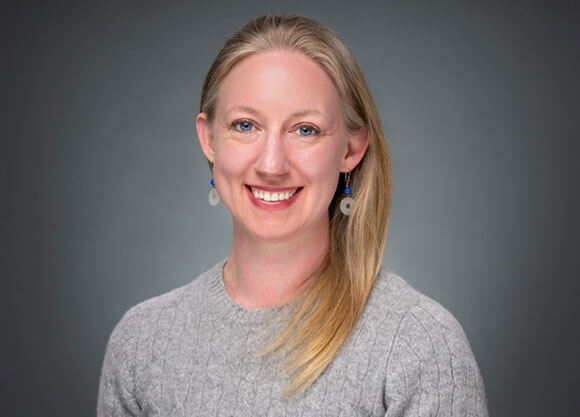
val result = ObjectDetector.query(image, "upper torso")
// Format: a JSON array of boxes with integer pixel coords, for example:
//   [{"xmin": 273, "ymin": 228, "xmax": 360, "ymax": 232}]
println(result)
[{"xmin": 98, "ymin": 261, "xmax": 488, "ymax": 416}]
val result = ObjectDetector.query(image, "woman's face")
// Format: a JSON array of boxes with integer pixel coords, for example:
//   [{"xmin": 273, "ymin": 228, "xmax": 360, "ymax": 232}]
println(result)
[{"xmin": 197, "ymin": 50, "xmax": 367, "ymax": 243}]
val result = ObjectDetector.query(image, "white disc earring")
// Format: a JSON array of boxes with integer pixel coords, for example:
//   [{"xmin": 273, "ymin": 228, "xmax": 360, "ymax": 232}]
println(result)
[
  {"xmin": 339, "ymin": 172, "xmax": 354, "ymax": 216},
  {"xmin": 208, "ymin": 177, "xmax": 220, "ymax": 206}
]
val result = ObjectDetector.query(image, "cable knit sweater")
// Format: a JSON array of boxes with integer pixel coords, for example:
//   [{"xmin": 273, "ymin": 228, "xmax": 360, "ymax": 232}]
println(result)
[{"xmin": 97, "ymin": 261, "xmax": 488, "ymax": 416}]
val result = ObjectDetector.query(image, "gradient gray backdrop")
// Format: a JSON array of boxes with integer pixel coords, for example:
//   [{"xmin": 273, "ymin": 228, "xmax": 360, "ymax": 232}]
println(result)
[{"xmin": 3, "ymin": 1, "xmax": 579, "ymax": 416}]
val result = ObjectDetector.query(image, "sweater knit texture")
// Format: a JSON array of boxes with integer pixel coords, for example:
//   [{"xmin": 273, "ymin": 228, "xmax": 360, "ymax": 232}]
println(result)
[{"xmin": 97, "ymin": 261, "xmax": 488, "ymax": 416}]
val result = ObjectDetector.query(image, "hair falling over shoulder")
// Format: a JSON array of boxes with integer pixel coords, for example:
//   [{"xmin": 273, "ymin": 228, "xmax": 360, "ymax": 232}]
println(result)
[{"xmin": 200, "ymin": 14, "xmax": 392, "ymax": 396}]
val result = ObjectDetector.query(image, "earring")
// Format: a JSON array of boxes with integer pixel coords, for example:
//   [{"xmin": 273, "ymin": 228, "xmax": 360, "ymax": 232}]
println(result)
[
  {"xmin": 208, "ymin": 176, "xmax": 220, "ymax": 206},
  {"xmin": 339, "ymin": 172, "xmax": 354, "ymax": 215}
]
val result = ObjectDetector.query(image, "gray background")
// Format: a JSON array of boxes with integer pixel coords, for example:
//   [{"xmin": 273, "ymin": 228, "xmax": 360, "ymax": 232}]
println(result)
[{"xmin": 2, "ymin": 0, "xmax": 579, "ymax": 416}]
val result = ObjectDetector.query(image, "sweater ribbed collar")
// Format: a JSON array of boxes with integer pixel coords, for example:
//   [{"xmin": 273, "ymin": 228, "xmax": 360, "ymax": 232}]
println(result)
[{"xmin": 203, "ymin": 259, "xmax": 297, "ymax": 325}]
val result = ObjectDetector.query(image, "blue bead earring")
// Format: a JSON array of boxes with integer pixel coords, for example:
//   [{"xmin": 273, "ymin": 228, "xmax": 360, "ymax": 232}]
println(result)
[{"xmin": 340, "ymin": 172, "xmax": 354, "ymax": 215}]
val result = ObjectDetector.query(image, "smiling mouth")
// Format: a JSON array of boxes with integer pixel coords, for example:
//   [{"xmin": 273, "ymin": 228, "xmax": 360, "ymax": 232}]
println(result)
[{"xmin": 247, "ymin": 186, "xmax": 301, "ymax": 202}]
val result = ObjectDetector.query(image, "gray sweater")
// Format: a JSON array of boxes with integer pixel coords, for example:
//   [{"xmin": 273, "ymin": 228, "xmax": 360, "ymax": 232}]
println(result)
[{"xmin": 97, "ymin": 261, "xmax": 488, "ymax": 416}]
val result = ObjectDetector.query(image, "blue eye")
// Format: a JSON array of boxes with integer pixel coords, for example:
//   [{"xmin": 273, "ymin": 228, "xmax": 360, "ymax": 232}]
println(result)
[
  {"xmin": 234, "ymin": 120, "xmax": 254, "ymax": 132},
  {"xmin": 297, "ymin": 125, "xmax": 317, "ymax": 136}
]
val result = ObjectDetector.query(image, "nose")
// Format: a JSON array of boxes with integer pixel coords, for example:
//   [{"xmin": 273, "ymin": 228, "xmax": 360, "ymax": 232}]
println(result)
[{"xmin": 254, "ymin": 130, "xmax": 290, "ymax": 176}]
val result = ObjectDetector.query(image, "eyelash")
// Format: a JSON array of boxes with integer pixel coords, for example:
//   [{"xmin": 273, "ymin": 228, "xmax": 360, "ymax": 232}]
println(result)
[{"xmin": 231, "ymin": 120, "xmax": 320, "ymax": 137}]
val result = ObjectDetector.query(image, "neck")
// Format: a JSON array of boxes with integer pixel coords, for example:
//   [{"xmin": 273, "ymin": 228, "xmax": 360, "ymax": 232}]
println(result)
[{"xmin": 223, "ymin": 220, "xmax": 329, "ymax": 309}]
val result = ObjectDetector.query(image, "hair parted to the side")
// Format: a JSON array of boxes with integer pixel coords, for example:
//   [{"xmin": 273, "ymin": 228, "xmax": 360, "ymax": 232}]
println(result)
[{"xmin": 199, "ymin": 14, "xmax": 392, "ymax": 395}]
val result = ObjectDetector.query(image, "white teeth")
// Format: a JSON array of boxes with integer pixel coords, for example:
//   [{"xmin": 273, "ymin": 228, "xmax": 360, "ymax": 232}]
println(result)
[{"xmin": 251, "ymin": 188, "xmax": 298, "ymax": 202}]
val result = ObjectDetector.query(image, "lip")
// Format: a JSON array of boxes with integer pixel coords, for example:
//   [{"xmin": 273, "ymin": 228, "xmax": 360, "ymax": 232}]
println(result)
[{"xmin": 245, "ymin": 185, "xmax": 302, "ymax": 209}]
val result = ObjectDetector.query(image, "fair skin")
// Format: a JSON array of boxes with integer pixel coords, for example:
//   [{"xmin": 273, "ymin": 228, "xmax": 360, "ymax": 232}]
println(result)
[{"xmin": 197, "ymin": 50, "xmax": 368, "ymax": 308}]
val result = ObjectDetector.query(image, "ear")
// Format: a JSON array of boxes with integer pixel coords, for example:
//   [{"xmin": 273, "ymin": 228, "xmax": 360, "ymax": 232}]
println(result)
[
  {"xmin": 196, "ymin": 112, "xmax": 215, "ymax": 163},
  {"xmin": 340, "ymin": 127, "xmax": 369, "ymax": 172}
]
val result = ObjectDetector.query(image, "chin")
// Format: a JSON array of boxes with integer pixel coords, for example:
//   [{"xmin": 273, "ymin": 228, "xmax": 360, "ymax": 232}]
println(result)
[{"xmin": 245, "ymin": 222, "xmax": 301, "ymax": 243}]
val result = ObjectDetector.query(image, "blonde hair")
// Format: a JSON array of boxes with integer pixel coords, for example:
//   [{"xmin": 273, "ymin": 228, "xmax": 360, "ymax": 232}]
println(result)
[{"xmin": 200, "ymin": 14, "xmax": 392, "ymax": 395}]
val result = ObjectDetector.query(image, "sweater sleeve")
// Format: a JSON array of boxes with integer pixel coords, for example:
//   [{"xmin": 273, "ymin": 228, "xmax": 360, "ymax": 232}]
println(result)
[
  {"xmin": 97, "ymin": 309, "xmax": 144, "ymax": 417},
  {"xmin": 383, "ymin": 305, "xmax": 488, "ymax": 417}
]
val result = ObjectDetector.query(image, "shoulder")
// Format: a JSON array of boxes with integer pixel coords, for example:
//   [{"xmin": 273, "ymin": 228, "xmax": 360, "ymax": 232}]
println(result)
[
  {"xmin": 98, "ymin": 263, "xmax": 223, "ymax": 415},
  {"xmin": 368, "ymin": 268, "xmax": 488, "ymax": 415},
  {"xmin": 368, "ymin": 267, "xmax": 475, "ymax": 361},
  {"xmin": 105, "ymin": 261, "xmax": 222, "ymax": 353}
]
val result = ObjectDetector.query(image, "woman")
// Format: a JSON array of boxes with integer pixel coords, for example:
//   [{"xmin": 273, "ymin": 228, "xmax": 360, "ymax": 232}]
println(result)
[{"xmin": 98, "ymin": 14, "xmax": 488, "ymax": 416}]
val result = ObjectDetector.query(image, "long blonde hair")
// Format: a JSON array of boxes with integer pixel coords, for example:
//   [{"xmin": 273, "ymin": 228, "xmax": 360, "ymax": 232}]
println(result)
[{"xmin": 200, "ymin": 14, "xmax": 392, "ymax": 395}]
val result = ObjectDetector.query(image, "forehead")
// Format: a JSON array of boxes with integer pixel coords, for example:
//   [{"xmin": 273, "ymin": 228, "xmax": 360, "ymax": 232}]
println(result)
[{"xmin": 215, "ymin": 50, "xmax": 343, "ymax": 121}]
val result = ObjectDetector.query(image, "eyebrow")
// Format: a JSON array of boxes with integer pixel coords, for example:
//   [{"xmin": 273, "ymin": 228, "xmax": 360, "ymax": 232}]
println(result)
[
  {"xmin": 226, "ymin": 105, "xmax": 261, "ymax": 118},
  {"xmin": 226, "ymin": 105, "xmax": 323, "ymax": 119}
]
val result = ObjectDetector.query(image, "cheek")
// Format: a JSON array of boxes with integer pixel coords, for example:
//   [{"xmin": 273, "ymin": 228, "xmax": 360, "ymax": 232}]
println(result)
[
  {"xmin": 297, "ymin": 146, "xmax": 343, "ymax": 191},
  {"xmin": 300, "ymin": 139, "xmax": 346, "ymax": 174},
  {"xmin": 213, "ymin": 141, "xmax": 255, "ymax": 182}
]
